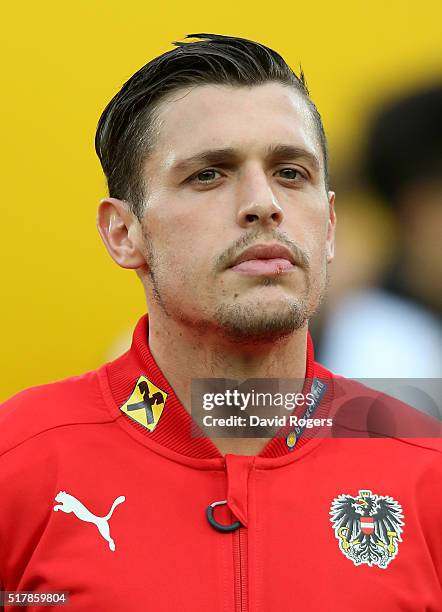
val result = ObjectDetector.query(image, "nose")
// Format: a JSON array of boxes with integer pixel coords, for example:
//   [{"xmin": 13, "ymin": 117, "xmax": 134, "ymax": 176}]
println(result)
[{"xmin": 236, "ymin": 166, "xmax": 284, "ymax": 229}]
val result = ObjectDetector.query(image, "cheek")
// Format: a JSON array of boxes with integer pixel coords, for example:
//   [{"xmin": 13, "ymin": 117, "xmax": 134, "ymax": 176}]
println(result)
[
  {"xmin": 149, "ymin": 193, "xmax": 211, "ymax": 244},
  {"xmin": 149, "ymin": 230, "xmax": 208, "ymax": 286},
  {"xmin": 154, "ymin": 215, "xmax": 221, "ymax": 272},
  {"xmin": 295, "ymin": 205, "xmax": 330, "ymax": 259},
  {"xmin": 145, "ymin": 214, "xmax": 196, "ymax": 267}
]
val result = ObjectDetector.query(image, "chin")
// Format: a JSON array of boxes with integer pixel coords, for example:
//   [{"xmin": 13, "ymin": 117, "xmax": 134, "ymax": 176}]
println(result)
[{"xmin": 213, "ymin": 301, "xmax": 310, "ymax": 341}]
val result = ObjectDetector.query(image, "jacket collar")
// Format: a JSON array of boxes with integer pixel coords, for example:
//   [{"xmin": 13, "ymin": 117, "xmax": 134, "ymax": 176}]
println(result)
[{"xmin": 105, "ymin": 314, "xmax": 333, "ymax": 460}]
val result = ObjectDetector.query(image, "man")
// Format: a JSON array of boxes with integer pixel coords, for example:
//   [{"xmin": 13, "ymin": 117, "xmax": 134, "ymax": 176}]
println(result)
[{"xmin": 1, "ymin": 34, "xmax": 441, "ymax": 611}]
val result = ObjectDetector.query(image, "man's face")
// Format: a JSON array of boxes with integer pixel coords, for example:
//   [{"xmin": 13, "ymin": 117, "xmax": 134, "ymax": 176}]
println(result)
[{"xmin": 137, "ymin": 82, "xmax": 335, "ymax": 341}]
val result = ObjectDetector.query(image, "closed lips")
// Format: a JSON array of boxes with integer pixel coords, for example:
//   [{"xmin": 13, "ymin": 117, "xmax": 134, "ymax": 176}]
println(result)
[{"xmin": 230, "ymin": 244, "xmax": 296, "ymax": 267}]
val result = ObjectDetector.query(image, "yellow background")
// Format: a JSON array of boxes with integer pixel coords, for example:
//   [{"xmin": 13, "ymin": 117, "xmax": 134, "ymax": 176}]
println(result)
[{"xmin": 1, "ymin": 0, "xmax": 441, "ymax": 400}]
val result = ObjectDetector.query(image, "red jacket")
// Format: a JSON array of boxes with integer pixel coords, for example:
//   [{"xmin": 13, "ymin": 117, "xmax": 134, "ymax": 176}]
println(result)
[{"xmin": 0, "ymin": 315, "xmax": 441, "ymax": 611}]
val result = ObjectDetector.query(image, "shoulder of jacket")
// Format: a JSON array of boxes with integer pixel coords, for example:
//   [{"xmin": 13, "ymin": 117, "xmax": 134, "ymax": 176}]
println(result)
[
  {"xmin": 0, "ymin": 366, "xmax": 113, "ymax": 457},
  {"xmin": 313, "ymin": 364, "xmax": 442, "ymax": 456}
]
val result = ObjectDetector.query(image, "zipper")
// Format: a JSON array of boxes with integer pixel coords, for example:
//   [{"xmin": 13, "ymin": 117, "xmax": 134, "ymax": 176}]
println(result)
[{"xmin": 233, "ymin": 525, "xmax": 248, "ymax": 612}]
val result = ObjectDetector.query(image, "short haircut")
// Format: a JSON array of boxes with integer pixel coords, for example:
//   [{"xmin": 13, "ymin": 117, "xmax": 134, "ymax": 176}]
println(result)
[{"xmin": 95, "ymin": 33, "xmax": 329, "ymax": 219}]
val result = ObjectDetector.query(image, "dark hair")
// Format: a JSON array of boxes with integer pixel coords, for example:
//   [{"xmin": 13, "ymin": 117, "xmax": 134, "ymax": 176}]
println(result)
[{"xmin": 95, "ymin": 33, "xmax": 329, "ymax": 219}]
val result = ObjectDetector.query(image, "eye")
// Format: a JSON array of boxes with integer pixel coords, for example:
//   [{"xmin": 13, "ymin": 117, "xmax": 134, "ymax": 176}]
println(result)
[
  {"xmin": 190, "ymin": 168, "xmax": 222, "ymax": 184},
  {"xmin": 276, "ymin": 167, "xmax": 306, "ymax": 181}
]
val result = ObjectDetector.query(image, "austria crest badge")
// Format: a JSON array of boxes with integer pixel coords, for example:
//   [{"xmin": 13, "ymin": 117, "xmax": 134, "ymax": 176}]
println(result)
[{"xmin": 330, "ymin": 489, "xmax": 404, "ymax": 568}]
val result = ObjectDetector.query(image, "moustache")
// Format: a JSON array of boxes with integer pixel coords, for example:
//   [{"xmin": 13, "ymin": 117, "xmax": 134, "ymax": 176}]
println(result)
[{"xmin": 218, "ymin": 237, "xmax": 310, "ymax": 271}]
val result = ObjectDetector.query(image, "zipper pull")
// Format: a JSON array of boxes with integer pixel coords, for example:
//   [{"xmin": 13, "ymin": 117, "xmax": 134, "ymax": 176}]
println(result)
[{"xmin": 206, "ymin": 454, "xmax": 254, "ymax": 532}]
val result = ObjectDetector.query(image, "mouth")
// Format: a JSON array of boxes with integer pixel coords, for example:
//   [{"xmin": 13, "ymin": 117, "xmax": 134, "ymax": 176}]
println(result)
[{"xmin": 228, "ymin": 244, "xmax": 297, "ymax": 276}]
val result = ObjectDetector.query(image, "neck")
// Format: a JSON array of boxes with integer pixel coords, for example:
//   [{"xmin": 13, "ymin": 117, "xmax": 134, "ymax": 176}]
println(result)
[{"xmin": 146, "ymin": 307, "xmax": 308, "ymax": 456}]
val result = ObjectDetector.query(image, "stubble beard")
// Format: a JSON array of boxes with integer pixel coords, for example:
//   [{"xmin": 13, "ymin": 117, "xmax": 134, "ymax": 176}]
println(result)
[
  {"xmin": 212, "ymin": 272, "xmax": 326, "ymax": 344},
  {"xmin": 141, "ymin": 223, "xmax": 328, "ymax": 343}
]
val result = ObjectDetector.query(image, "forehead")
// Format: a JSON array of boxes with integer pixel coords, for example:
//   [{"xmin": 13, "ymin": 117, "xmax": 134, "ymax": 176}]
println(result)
[{"xmin": 149, "ymin": 82, "xmax": 323, "ymax": 170}]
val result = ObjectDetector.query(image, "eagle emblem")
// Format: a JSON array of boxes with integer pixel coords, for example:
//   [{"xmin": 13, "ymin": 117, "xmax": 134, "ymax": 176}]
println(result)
[{"xmin": 330, "ymin": 489, "xmax": 404, "ymax": 568}]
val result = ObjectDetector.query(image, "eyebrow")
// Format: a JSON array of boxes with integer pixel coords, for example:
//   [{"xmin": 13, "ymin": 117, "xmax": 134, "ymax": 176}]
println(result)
[
  {"xmin": 267, "ymin": 144, "xmax": 321, "ymax": 172},
  {"xmin": 171, "ymin": 144, "xmax": 321, "ymax": 174},
  {"xmin": 171, "ymin": 148, "xmax": 240, "ymax": 174}
]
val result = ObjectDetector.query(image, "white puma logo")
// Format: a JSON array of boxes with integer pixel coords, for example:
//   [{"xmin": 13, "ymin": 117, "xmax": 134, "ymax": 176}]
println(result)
[{"xmin": 53, "ymin": 491, "xmax": 125, "ymax": 551}]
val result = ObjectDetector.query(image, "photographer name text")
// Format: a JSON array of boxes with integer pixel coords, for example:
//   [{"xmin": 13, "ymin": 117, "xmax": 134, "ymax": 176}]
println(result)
[{"xmin": 202, "ymin": 414, "xmax": 333, "ymax": 428}]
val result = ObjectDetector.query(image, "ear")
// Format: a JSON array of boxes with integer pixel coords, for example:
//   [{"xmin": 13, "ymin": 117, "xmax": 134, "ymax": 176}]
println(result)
[
  {"xmin": 97, "ymin": 197, "xmax": 146, "ymax": 269},
  {"xmin": 326, "ymin": 191, "xmax": 336, "ymax": 263}
]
